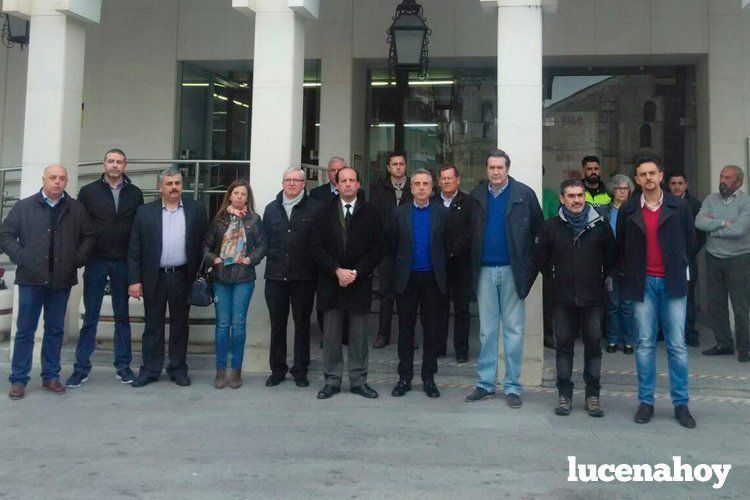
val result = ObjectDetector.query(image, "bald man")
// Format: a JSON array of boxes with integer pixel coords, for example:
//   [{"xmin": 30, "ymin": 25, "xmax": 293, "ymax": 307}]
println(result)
[{"xmin": 0, "ymin": 165, "xmax": 96, "ymax": 400}]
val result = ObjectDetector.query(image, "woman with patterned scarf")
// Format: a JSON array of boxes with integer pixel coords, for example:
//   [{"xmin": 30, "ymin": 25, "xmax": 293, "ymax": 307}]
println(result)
[{"xmin": 202, "ymin": 180, "xmax": 267, "ymax": 389}]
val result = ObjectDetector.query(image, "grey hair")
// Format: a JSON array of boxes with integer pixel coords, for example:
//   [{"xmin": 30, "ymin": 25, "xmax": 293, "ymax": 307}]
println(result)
[
  {"xmin": 43, "ymin": 164, "xmax": 68, "ymax": 176},
  {"xmin": 158, "ymin": 167, "xmax": 182, "ymax": 185},
  {"xmin": 283, "ymin": 166, "xmax": 305, "ymax": 179},
  {"xmin": 609, "ymin": 174, "xmax": 634, "ymax": 193},
  {"xmin": 327, "ymin": 156, "xmax": 346, "ymax": 167},
  {"xmin": 411, "ymin": 168, "xmax": 433, "ymax": 183},
  {"xmin": 723, "ymin": 165, "xmax": 745, "ymax": 184}
]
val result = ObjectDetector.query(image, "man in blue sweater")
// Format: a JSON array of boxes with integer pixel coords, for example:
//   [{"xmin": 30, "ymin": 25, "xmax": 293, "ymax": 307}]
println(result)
[{"xmin": 465, "ymin": 149, "xmax": 543, "ymax": 408}]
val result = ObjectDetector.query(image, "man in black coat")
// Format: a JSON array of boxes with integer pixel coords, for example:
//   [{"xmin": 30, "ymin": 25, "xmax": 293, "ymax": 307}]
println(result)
[
  {"xmin": 66, "ymin": 149, "xmax": 144, "ymax": 388},
  {"xmin": 535, "ymin": 179, "xmax": 616, "ymax": 417},
  {"xmin": 370, "ymin": 152, "xmax": 413, "ymax": 348},
  {"xmin": 390, "ymin": 169, "xmax": 448, "ymax": 399},
  {"xmin": 309, "ymin": 156, "xmax": 345, "ymax": 203},
  {"xmin": 311, "ymin": 167, "xmax": 385, "ymax": 400},
  {"xmin": 127, "ymin": 168, "xmax": 207, "ymax": 388},
  {"xmin": 667, "ymin": 171, "xmax": 705, "ymax": 347},
  {"xmin": 433, "ymin": 165, "xmax": 475, "ymax": 363},
  {"xmin": 617, "ymin": 155, "xmax": 696, "ymax": 428},
  {"xmin": 263, "ymin": 166, "xmax": 322, "ymax": 388},
  {"xmin": 0, "ymin": 164, "xmax": 95, "ymax": 400}
]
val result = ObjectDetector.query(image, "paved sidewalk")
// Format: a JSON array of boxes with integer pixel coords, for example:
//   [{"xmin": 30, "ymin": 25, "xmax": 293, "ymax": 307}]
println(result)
[{"xmin": 1, "ymin": 315, "xmax": 748, "ymax": 498}]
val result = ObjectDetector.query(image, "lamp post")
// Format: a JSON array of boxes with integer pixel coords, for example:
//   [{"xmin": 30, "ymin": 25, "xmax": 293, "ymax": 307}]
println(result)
[{"xmin": 387, "ymin": 0, "xmax": 430, "ymax": 152}]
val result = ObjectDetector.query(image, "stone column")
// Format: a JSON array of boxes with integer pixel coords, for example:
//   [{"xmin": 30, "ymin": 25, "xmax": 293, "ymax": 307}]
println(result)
[
  {"xmin": 480, "ymin": 0, "xmax": 556, "ymax": 388},
  {"xmin": 233, "ymin": 0, "xmax": 318, "ymax": 372},
  {"xmin": 2, "ymin": 0, "xmax": 102, "ymax": 359}
]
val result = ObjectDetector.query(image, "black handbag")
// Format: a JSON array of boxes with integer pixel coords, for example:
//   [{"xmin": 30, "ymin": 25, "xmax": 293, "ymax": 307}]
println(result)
[{"xmin": 187, "ymin": 254, "xmax": 213, "ymax": 307}]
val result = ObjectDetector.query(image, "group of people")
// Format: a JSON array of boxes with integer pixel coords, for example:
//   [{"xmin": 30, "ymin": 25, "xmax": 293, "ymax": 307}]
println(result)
[{"xmin": 2, "ymin": 148, "xmax": 748, "ymax": 431}]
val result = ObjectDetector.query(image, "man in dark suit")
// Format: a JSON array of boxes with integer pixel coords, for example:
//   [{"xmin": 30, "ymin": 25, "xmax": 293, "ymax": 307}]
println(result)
[
  {"xmin": 433, "ymin": 165, "xmax": 475, "ymax": 363},
  {"xmin": 309, "ymin": 156, "xmax": 345, "ymax": 203},
  {"xmin": 311, "ymin": 167, "xmax": 385, "ymax": 400},
  {"xmin": 370, "ymin": 152, "xmax": 413, "ymax": 348},
  {"xmin": 390, "ymin": 168, "xmax": 448, "ymax": 399},
  {"xmin": 667, "ymin": 171, "xmax": 705, "ymax": 348},
  {"xmin": 127, "ymin": 168, "xmax": 208, "ymax": 388}
]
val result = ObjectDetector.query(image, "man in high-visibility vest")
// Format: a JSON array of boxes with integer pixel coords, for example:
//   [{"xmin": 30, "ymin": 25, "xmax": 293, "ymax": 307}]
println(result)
[{"xmin": 581, "ymin": 155, "xmax": 612, "ymax": 209}]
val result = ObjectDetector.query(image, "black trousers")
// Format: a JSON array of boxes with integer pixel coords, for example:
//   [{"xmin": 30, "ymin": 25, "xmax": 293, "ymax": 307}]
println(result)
[
  {"xmin": 141, "ymin": 268, "xmax": 190, "ymax": 377},
  {"xmin": 554, "ymin": 305, "xmax": 603, "ymax": 398},
  {"xmin": 377, "ymin": 256, "xmax": 396, "ymax": 341},
  {"xmin": 686, "ymin": 257, "xmax": 699, "ymax": 343},
  {"xmin": 706, "ymin": 253, "xmax": 750, "ymax": 353},
  {"xmin": 396, "ymin": 271, "xmax": 444, "ymax": 382},
  {"xmin": 436, "ymin": 263, "xmax": 471, "ymax": 357},
  {"xmin": 265, "ymin": 279, "xmax": 316, "ymax": 378}
]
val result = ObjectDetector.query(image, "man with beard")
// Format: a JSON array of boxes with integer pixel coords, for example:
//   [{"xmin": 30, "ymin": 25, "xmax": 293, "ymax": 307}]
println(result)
[
  {"xmin": 581, "ymin": 156, "xmax": 612, "ymax": 210},
  {"xmin": 695, "ymin": 165, "xmax": 750, "ymax": 363}
]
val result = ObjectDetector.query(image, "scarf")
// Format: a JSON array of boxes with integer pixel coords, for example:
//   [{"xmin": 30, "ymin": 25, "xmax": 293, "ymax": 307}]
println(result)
[
  {"xmin": 219, "ymin": 215, "xmax": 247, "ymax": 265},
  {"xmin": 562, "ymin": 204, "xmax": 590, "ymax": 236},
  {"xmin": 282, "ymin": 192, "xmax": 304, "ymax": 218}
]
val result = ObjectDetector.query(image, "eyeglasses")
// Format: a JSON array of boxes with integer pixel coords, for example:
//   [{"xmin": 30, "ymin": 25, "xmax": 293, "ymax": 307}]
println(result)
[{"xmin": 283, "ymin": 179, "xmax": 305, "ymax": 184}]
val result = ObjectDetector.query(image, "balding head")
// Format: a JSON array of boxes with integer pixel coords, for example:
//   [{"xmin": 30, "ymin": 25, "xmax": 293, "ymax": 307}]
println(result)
[
  {"xmin": 719, "ymin": 165, "xmax": 744, "ymax": 198},
  {"xmin": 42, "ymin": 164, "xmax": 68, "ymax": 200}
]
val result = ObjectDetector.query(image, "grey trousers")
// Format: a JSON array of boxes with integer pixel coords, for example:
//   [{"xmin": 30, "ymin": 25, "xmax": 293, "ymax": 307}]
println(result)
[
  {"xmin": 323, "ymin": 309, "xmax": 369, "ymax": 388},
  {"xmin": 706, "ymin": 253, "xmax": 750, "ymax": 353}
]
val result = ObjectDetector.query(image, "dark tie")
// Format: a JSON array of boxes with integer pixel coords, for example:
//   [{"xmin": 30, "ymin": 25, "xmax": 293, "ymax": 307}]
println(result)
[{"xmin": 344, "ymin": 204, "xmax": 352, "ymax": 231}]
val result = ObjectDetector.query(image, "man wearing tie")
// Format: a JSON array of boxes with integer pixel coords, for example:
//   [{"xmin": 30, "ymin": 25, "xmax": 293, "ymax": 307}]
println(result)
[{"xmin": 127, "ymin": 168, "xmax": 207, "ymax": 388}]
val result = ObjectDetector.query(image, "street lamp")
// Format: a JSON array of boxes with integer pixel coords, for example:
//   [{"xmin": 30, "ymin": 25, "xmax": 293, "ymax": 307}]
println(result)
[
  {"xmin": 1, "ymin": 14, "xmax": 29, "ymax": 49},
  {"xmin": 387, "ymin": 0, "xmax": 430, "ymax": 79},
  {"xmin": 386, "ymin": 0, "xmax": 431, "ymax": 152}
]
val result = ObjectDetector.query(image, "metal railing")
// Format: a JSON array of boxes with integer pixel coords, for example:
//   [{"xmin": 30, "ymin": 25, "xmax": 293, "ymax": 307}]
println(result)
[{"xmin": 0, "ymin": 160, "xmax": 327, "ymax": 218}]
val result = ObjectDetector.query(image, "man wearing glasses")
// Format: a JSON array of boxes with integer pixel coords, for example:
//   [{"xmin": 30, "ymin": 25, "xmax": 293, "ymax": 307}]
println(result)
[{"xmin": 263, "ymin": 167, "xmax": 322, "ymax": 388}]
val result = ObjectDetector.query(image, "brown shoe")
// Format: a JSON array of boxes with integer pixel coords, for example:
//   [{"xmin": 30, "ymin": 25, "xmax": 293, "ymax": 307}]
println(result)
[
  {"xmin": 42, "ymin": 379, "xmax": 66, "ymax": 394},
  {"xmin": 9, "ymin": 384, "xmax": 25, "ymax": 400},
  {"xmin": 229, "ymin": 369, "xmax": 242, "ymax": 389},
  {"xmin": 214, "ymin": 370, "xmax": 227, "ymax": 389}
]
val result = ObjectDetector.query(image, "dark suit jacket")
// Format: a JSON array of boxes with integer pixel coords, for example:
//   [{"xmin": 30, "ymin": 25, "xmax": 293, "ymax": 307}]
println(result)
[
  {"xmin": 128, "ymin": 197, "xmax": 208, "ymax": 298},
  {"xmin": 391, "ymin": 200, "xmax": 448, "ymax": 295},
  {"xmin": 309, "ymin": 182, "xmax": 337, "ymax": 204},
  {"xmin": 684, "ymin": 190, "xmax": 706, "ymax": 254},
  {"xmin": 431, "ymin": 190, "xmax": 475, "ymax": 267},
  {"xmin": 616, "ymin": 191, "xmax": 694, "ymax": 302},
  {"xmin": 310, "ymin": 193, "xmax": 386, "ymax": 313}
]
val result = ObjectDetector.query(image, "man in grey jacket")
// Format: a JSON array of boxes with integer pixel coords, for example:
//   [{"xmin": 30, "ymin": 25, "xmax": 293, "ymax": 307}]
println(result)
[
  {"xmin": 696, "ymin": 165, "xmax": 750, "ymax": 362},
  {"xmin": 0, "ymin": 165, "xmax": 95, "ymax": 400}
]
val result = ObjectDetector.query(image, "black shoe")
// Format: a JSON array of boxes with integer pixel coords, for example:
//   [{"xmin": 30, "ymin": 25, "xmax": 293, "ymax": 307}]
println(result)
[
  {"xmin": 265, "ymin": 373, "xmax": 286, "ymax": 387},
  {"xmin": 170, "ymin": 373, "xmax": 191, "ymax": 387},
  {"xmin": 391, "ymin": 379, "xmax": 411, "ymax": 397},
  {"xmin": 739, "ymin": 352, "xmax": 749, "ymax": 363},
  {"xmin": 350, "ymin": 384, "xmax": 379, "ymax": 398},
  {"xmin": 674, "ymin": 405, "xmax": 696, "ymax": 428},
  {"xmin": 437, "ymin": 351, "xmax": 447, "ymax": 359},
  {"xmin": 623, "ymin": 345, "xmax": 634, "ymax": 355},
  {"xmin": 294, "ymin": 377, "xmax": 310, "ymax": 388},
  {"xmin": 686, "ymin": 337, "xmax": 700, "ymax": 348},
  {"xmin": 506, "ymin": 393, "xmax": 522, "ymax": 409},
  {"xmin": 455, "ymin": 354, "xmax": 469, "ymax": 364},
  {"xmin": 316, "ymin": 385, "xmax": 340, "ymax": 400},
  {"xmin": 544, "ymin": 336, "xmax": 556, "ymax": 350},
  {"xmin": 65, "ymin": 371, "xmax": 89, "ymax": 388},
  {"xmin": 465, "ymin": 387, "xmax": 494, "ymax": 402},
  {"xmin": 634, "ymin": 402, "xmax": 654, "ymax": 424},
  {"xmin": 606, "ymin": 344, "xmax": 618, "ymax": 353},
  {"xmin": 702, "ymin": 345, "xmax": 734, "ymax": 356},
  {"xmin": 116, "ymin": 367, "xmax": 135, "ymax": 384},
  {"xmin": 423, "ymin": 380, "xmax": 440, "ymax": 398},
  {"xmin": 372, "ymin": 336, "xmax": 389, "ymax": 349},
  {"xmin": 131, "ymin": 373, "xmax": 158, "ymax": 388}
]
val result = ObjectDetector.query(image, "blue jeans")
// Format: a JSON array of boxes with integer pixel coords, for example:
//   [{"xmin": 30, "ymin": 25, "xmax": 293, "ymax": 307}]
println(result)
[
  {"xmin": 606, "ymin": 275, "xmax": 634, "ymax": 346},
  {"xmin": 9, "ymin": 285, "xmax": 71, "ymax": 385},
  {"xmin": 213, "ymin": 281, "xmax": 255, "ymax": 370},
  {"xmin": 476, "ymin": 266, "xmax": 525, "ymax": 395},
  {"xmin": 74, "ymin": 258, "xmax": 132, "ymax": 374},
  {"xmin": 633, "ymin": 276, "xmax": 689, "ymax": 407}
]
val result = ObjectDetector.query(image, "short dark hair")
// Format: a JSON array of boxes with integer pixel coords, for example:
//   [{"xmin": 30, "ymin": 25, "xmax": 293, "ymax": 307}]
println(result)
[
  {"xmin": 581, "ymin": 155, "xmax": 599, "ymax": 167},
  {"xmin": 634, "ymin": 154, "xmax": 663, "ymax": 173},
  {"xmin": 667, "ymin": 171, "xmax": 687, "ymax": 182},
  {"xmin": 104, "ymin": 148, "xmax": 127, "ymax": 162},
  {"xmin": 387, "ymin": 152, "xmax": 407, "ymax": 164},
  {"xmin": 336, "ymin": 166, "xmax": 360, "ymax": 184},
  {"xmin": 559, "ymin": 178, "xmax": 585, "ymax": 195},
  {"xmin": 439, "ymin": 165, "xmax": 459, "ymax": 177},
  {"xmin": 486, "ymin": 149, "xmax": 511, "ymax": 168}
]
